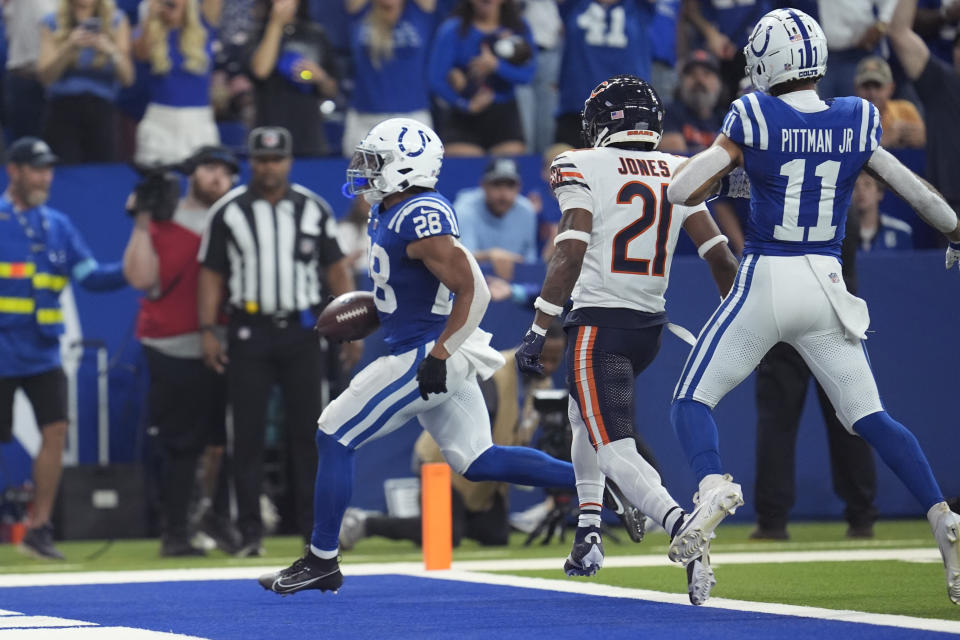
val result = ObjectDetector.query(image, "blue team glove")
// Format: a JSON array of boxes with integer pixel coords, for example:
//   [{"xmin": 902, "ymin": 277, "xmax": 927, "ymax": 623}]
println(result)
[
  {"xmin": 946, "ymin": 242, "xmax": 960, "ymax": 271},
  {"xmin": 515, "ymin": 329, "xmax": 546, "ymax": 376}
]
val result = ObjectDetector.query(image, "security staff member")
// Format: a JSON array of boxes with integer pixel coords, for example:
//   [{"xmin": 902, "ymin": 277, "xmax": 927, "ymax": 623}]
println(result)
[
  {"xmin": 197, "ymin": 127, "xmax": 357, "ymax": 556},
  {"xmin": 123, "ymin": 145, "xmax": 239, "ymax": 557},
  {"xmin": 0, "ymin": 137, "xmax": 126, "ymax": 560}
]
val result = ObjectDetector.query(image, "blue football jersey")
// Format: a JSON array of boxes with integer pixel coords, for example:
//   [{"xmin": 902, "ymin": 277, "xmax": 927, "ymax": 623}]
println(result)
[
  {"xmin": 367, "ymin": 192, "xmax": 459, "ymax": 353},
  {"xmin": 721, "ymin": 92, "xmax": 881, "ymax": 258}
]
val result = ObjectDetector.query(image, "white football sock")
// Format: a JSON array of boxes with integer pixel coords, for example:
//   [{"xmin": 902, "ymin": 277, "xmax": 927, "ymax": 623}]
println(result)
[
  {"xmin": 596, "ymin": 437, "xmax": 681, "ymax": 529},
  {"xmin": 570, "ymin": 402, "xmax": 604, "ymax": 528}
]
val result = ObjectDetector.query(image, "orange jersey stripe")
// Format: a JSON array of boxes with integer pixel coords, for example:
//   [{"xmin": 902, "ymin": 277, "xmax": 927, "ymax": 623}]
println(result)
[
  {"xmin": 560, "ymin": 171, "xmax": 584, "ymax": 179},
  {"xmin": 572, "ymin": 326, "xmax": 597, "ymax": 449},
  {"xmin": 583, "ymin": 328, "xmax": 610, "ymax": 445}
]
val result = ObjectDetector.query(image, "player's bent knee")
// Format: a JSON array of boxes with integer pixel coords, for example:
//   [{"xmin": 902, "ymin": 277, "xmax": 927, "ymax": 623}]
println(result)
[{"xmin": 596, "ymin": 438, "xmax": 662, "ymax": 488}]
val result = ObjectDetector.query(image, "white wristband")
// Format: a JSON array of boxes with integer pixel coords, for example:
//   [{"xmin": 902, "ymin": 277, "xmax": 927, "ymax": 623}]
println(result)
[
  {"xmin": 553, "ymin": 229, "xmax": 591, "ymax": 246},
  {"xmin": 697, "ymin": 234, "xmax": 729, "ymax": 259},
  {"xmin": 529, "ymin": 323, "xmax": 547, "ymax": 336},
  {"xmin": 534, "ymin": 296, "xmax": 564, "ymax": 316}
]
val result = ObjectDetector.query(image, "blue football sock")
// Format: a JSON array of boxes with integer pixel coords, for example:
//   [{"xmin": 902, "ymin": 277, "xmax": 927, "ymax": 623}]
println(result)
[
  {"xmin": 310, "ymin": 432, "xmax": 356, "ymax": 552},
  {"xmin": 670, "ymin": 399, "xmax": 723, "ymax": 482},
  {"xmin": 463, "ymin": 445, "xmax": 575, "ymax": 488},
  {"xmin": 853, "ymin": 412, "xmax": 943, "ymax": 511}
]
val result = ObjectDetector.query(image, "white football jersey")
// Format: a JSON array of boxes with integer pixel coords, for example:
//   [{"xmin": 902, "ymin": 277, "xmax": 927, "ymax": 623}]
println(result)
[{"xmin": 549, "ymin": 148, "xmax": 704, "ymax": 314}]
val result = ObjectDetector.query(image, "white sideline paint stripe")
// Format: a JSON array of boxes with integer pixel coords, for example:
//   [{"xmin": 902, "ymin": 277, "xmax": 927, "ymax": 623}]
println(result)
[
  {"xmin": 422, "ymin": 570, "xmax": 960, "ymax": 636},
  {"xmin": 0, "ymin": 615, "xmax": 95, "ymax": 628},
  {"xmin": 0, "ymin": 610, "xmax": 22, "ymax": 615},
  {"xmin": 0, "ymin": 548, "xmax": 943, "ymax": 587},
  {"xmin": 0, "ymin": 628, "xmax": 204, "ymax": 639}
]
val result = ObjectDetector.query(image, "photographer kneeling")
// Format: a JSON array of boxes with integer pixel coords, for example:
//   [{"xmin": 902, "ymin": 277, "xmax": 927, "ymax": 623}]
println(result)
[{"xmin": 122, "ymin": 146, "xmax": 238, "ymax": 556}]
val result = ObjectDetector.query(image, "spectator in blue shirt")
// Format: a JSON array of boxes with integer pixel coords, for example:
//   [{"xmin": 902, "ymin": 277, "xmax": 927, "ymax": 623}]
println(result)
[
  {"xmin": 428, "ymin": 0, "xmax": 535, "ymax": 156},
  {"xmin": 36, "ymin": 0, "xmax": 135, "ymax": 163},
  {"xmin": 678, "ymin": 0, "xmax": 771, "ymax": 101},
  {"xmin": 454, "ymin": 157, "xmax": 539, "ymax": 279},
  {"xmin": 132, "ymin": 0, "xmax": 222, "ymax": 165},
  {"xmin": 914, "ymin": 0, "xmax": 960, "ymax": 63},
  {"xmin": 341, "ymin": 0, "xmax": 436, "ymax": 156},
  {"xmin": 650, "ymin": 0, "xmax": 681, "ymax": 102},
  {"xmin": 554, "ymin": 0, "xmax": 653, "ymax": 147},
  {"xmin": 854, "ymin": 172, "xmax": 914, "ymax": 251}
]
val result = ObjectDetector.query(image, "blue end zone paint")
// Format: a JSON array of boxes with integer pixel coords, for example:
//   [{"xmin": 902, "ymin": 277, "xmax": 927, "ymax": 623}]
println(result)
[{"xmin": 0, "ymin": 576, "xmax": 951, "ymax": 640}]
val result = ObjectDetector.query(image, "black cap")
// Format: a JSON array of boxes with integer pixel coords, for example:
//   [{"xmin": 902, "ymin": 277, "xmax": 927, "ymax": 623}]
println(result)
[
  {"xmin": 6, "ymin": 137, "xmax": 59, "ymax": 167},
  {"xmin": 482, "ymin": 158, "xmax": 520, "ymax": 184},
  {"xmin": 184, "ymin": 145, "xmax": 239, "ymax": 174},
  {"xmin": 681, "ymin": 49, "xmax": 720, "ymax": 75},
  {"xmin": 248, "ymin": 126, "xmax": 292, "ymax": 158}
]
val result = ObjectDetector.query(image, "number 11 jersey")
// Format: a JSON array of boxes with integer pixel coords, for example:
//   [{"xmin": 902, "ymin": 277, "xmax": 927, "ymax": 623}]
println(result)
[
  {"xmin": 549, "ymin": 148, "xmax": 702, "ymax": 316},
  {"xmin": 722, "ymin": 91, "xmax": 881, "ymax": 258}
]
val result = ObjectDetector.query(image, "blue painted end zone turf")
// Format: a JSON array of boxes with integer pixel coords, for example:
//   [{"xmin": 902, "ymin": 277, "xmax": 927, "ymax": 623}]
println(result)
[{"xmin": 0, "ymin": 575, "xmax": 951, "ymax": 640}]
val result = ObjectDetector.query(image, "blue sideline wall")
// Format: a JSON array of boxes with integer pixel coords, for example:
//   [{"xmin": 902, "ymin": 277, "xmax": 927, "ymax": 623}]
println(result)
[{"xmin": 0, "ymin": 155, "xmax": 956, "ymax": 523}]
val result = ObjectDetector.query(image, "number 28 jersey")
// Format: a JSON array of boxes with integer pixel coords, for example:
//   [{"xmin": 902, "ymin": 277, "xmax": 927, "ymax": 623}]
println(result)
[
  {"xmin": 550, "ymin": 148, "xmax": 702, "ymax": 315},
  {"xmin": 722, "ymin": 91, "xmax": 881, "ymax": 258},
  {"xmin": 367, "ymin": 192, "xmax": 458, "ymax": 354}
]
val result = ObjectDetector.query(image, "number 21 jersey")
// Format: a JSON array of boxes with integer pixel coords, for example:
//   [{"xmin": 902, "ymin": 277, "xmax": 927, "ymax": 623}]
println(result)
[
  {"xmin": 722, "ymin": 91, "xmax": 881, "ymax": 258},
  {"xmin": 550, "ymin": 148, "xmax": 702, "ymax": 315}
]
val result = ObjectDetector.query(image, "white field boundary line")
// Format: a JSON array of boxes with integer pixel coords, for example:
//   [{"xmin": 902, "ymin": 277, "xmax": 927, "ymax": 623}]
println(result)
[
  {"xmin": 0, "ymin": 547, "xmax": 943, "ymax": 587},
  {"xmin": 0, "ymin": 548, "xmax": 955, "ymax": 635}
]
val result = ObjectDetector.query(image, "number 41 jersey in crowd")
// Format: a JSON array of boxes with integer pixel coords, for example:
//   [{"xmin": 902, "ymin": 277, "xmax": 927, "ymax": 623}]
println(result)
[
  {"xmin": 549, "ymin": 148, "xmax": 704, "ymax": 316},
  {"xmin": 721, "ymin": 91, "xmax": 881, "ymax": 258}
]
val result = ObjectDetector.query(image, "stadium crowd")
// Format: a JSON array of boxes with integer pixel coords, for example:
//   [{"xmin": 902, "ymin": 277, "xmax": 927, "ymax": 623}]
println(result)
[{"xmin": 2, "ymin": 0, "xmax": 960, "ymax": 560}]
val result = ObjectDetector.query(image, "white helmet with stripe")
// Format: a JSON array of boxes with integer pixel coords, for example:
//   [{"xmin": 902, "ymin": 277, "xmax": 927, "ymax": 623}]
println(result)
[
  {"xmin": 744, "ymin": 8, "xmax": 827, "ymax": 93},
  {"xmin": 346, "ymin": 117, "xmax": 443, "ymax": 204}
]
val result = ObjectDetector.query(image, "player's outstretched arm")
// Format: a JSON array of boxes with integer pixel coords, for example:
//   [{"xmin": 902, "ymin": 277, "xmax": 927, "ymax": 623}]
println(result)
[
  {"xmin": 865, "ymin": 148, "xmax": 960, "ymax": 269},
  {"xmin": 408, "ymin": 234, "xmax": 490, "ymax": 360},
  {"xmin": 682, "ymin": 210, "xmax": 740, "ymax": 297},
  {"xmin": 667, "ymin": 135, "xmax": 743, "ymax": 206},
  {"xmin": 515, "ymin": 207, "xmax": 591, "ymax": 376}
]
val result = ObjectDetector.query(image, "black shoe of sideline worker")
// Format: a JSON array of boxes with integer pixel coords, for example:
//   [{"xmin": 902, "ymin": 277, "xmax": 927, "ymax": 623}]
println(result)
[
  {"xmin": 161, "ymin": 534, "xmax": 206, "ymax": 557},
  {"xmin": 19, "ymin": 523, "xmax": 65, "ymax": 560}
]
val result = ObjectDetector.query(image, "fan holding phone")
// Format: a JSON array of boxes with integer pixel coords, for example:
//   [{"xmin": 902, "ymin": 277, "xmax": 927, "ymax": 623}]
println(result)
[{"xmin": 35, "ymin": 0, "xmax": 135, "ymax": 163}]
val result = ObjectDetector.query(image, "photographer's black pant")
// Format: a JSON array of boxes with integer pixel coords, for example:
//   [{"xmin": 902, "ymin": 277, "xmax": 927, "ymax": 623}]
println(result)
[
  {"xmin": 227, "ymin": 319, "xmax": 323, "ymax": 542},
  {"xmin": 42, "ymin": 94, "xmax": 118, "ymax": 163},
  {"xmin": 755, "ymin": 342, "xmax": 877, "ymax": 531},
  {"xmin": 144, "ymin": 347, "xmax": 226, "ymax": 540},
  {"xmin": 365, "ymin": 489, "xmax": 510, "ymax": 547}
]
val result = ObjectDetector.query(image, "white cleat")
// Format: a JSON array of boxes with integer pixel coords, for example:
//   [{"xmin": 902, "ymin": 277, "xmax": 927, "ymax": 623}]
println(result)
[
  {"xmin": 669, "ymin": 474, "xmax": 743, "ymax": 566},
  {"xmin": 686, "ymin": 538, "xmax": 717, "ymax": 606},
  {"xmin": 930, "ymin": 502, "xmax": 960, "ymax": 605}
]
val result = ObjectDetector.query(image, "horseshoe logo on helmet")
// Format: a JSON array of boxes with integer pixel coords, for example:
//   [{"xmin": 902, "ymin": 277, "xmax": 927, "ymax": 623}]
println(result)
[
  {"xmin": 750, "ymin": 24, "xmax": 774, "ymax": 57},
  {"xmin": 398, "ymin": 126, "xmax": 429, "ymax": 157}
]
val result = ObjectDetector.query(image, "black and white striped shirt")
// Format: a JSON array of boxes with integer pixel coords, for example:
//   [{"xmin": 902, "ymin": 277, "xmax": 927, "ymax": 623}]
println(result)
[{"xmin": 199, "ymin": 184, "xmax": 344, "ymax": 315}]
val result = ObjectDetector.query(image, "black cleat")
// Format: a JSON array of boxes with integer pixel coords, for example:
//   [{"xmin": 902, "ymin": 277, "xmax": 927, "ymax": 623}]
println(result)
[
  {"xmin": 19, "ymin": 523, "xmax": 65, "ymax": 560},
  {"xmin": 259, "ymin": 552, "xmax": 344, "ymax": 595},
  {"xmin": 161, "ymin": 535, "xmax": 206, "ymax": 557},
  {"xmin": 563, "ymin": 525, "xmax": 604, "ymax": 577},
  {"xmin": 604, "ymin": 480, "xmax": 646, "ymax": 543}
]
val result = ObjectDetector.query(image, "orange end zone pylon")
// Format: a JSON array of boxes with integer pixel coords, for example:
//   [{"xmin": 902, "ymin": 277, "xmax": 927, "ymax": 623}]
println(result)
[{"xmin": 421, "ymin": 462, "xmax": 452, "ymax": 570}]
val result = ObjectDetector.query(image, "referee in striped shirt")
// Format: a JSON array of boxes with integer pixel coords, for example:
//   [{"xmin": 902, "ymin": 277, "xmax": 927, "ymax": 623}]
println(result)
[{"xmin": 197, "ymin": 127, "xmax": 357, "ymax": 555}]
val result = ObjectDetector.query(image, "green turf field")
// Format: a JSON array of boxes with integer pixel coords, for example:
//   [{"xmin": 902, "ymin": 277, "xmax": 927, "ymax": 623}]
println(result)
[{"xmin": 0, "ymin": 519, "xmax": 956, "ymax": 622}]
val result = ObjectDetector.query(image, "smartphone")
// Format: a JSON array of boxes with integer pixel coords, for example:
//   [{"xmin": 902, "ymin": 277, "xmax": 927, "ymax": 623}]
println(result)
[{"xmin": 80, "ymin": 17, "xmax": 100, "ymax": 32}]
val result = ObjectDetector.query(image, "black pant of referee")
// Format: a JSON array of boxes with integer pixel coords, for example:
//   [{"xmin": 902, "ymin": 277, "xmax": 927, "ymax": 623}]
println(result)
[
  {"xmin": 228, "ymin": 313, "xmax": 323, "ymax": 550},
  {"xmin": 754, "ymin": 343, "xmax": 878, "ymax": 537}
]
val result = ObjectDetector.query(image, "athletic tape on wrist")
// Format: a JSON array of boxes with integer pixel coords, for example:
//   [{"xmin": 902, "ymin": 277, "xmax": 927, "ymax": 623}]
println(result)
[
  {"xmin": 697, "ymin": 234, "xmax": 729, "ymax": 259},
  {"xmin": 553, "ymin": 229, "xmax": 591, "ymax": 246},
  {"xmin": 534, "ymin": 296, "xmax": 564, "ymax": 316},
  {"xmin": 530, "ymin": 324, "xmax": 547, "ymax": 336}
]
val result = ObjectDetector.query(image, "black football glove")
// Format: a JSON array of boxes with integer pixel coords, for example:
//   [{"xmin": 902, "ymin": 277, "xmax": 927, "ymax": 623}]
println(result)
[
  {"xmin": 417, "ymin": 355, "xmax": 447, "ymax": 400},
  {"xmin": 515, "ymin": 329, "xmax": 546, "ymax": 376}
]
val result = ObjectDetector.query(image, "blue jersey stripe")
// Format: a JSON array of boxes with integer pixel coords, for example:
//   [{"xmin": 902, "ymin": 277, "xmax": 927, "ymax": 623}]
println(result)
[
  {"xmin": 333, "ymin": 345, "xmax": 425, "ymax": 441},
  {"xmin": 674, "ymin": 255, "xmax": 753, "ymax": 398},
  {"xmin": 787, "ymin": 10, "xmax": 813, "ymax": 69},
  {"xmin": 677, "ymin": 255, "xmax": 758, "ymax": 400}
]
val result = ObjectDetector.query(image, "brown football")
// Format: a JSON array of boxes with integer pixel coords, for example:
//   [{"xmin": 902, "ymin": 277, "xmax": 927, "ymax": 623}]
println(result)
[{"xmin": 315, "ymin": 291, "xmax": 379, "ymax": 342}]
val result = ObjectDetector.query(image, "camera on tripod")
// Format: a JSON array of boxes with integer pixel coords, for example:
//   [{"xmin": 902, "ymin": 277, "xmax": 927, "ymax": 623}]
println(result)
[{"xmin": 532, "ymin": 389, "xmax": 571, "ymax": 464}]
